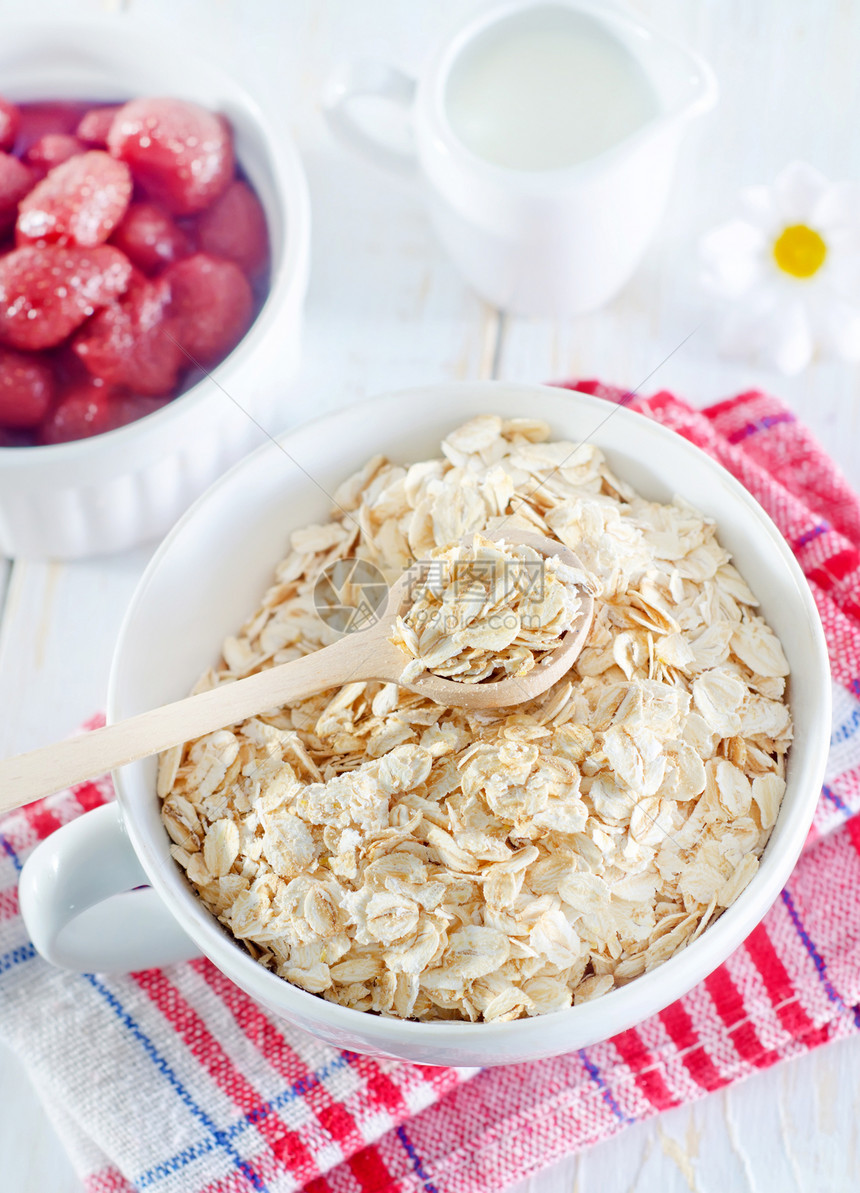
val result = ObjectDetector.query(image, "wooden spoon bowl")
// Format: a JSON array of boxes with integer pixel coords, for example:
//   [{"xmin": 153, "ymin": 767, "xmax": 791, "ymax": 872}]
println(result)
[{"xmin": 389, "ymin": 530, "xmax": 593, "ymax": 708}]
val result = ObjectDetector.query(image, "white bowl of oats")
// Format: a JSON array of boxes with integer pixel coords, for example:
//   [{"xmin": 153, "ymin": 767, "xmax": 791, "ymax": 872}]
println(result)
[{"xmin": 20, "ymin": 382, "xmax": 830, "ymax": 1066}]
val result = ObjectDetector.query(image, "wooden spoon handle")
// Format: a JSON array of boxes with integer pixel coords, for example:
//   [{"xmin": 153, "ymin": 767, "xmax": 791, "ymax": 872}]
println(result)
[{"xmin": 0, "ymin": 633, "xmax": 373, "ymax": 813}]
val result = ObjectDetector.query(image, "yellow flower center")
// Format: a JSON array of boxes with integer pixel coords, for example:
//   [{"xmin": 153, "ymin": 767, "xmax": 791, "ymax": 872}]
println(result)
[{"xmin": 773, "ymin": 224, "xmax": 827, "ymax": 278}]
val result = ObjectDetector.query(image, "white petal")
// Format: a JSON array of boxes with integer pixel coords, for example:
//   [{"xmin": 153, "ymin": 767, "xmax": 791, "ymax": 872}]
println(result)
[
  {"xmin": 700, "ymin": 220, "xmax": 767, "ymax": 297},
  {"xmin": 767, "ymin": 297, "xmax": 815, "ymax": 374},
  {"xmin": 717, "ymin": 286, "xmax": 779, "ymax": 353},
  {"xmin": 738, "ymin": 184, "xmax": 781, "ymax": 232},
  {"xmin": 773, "ymin": 161, "xmax": 831, "ymax": 224},
  {"xmin": 717, "ymin": 287, "xmax": 814, "ymax": 375},
  {"xmin": 700, "ymin": 219, "xmax": 767, "ymax": 262},
  {"xmin": 823, "ymin": 246, "xmax": 860, "ymax": 303},
  {"xmin": 810, "ymin": 293, "xmax": 860, "ymax": 360},
  {"xmin": 814, "ymin": 181, "xmax": 860, "ymax": 234}
]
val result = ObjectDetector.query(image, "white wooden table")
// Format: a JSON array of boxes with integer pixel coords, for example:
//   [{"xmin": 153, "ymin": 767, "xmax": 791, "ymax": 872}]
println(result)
[{"xmin": 2, "ymin": 0, "xmax": 860, "ymax": 1189}]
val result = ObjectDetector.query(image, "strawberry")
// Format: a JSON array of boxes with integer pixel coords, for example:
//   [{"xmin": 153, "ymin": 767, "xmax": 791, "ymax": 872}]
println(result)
[
  {"xmin": 72, "ymin": 272, "xmax": 185, "ymax": 395},
  {"xmin": 0, "ymin": 244, "xmax": 132, "ymax": 351},
  {"xmin": 109, "ymin": 393, "xmax": 172, "ymax": 426},
  {"xmin": 37, "ymin": 379, "xmax": 116, "ymax": 444},
  {"xmin": 0, "ymin": 426, "xmax": 34, "ymax": 447},
  {"xmin": 17, "ymin": 150, "xmax": 132, "ymax": 248},
  {"xmin": 108, "ymin": 97, "xmax": 234, "ymax": 215},
  {"xmin": 0, "ymin": 152, "xmax": 35, "ymax": 234},
  {"xmin": 0, "ymin": 346, "xmax": 55, "ymax": 427},
  {"xmin": 110, "ymin": 201, "xmax": 193, "ymax": 274},
  {"xmin": 38, "ymin": 382, "xmax": 173, "ymax": 444},
  {"xmin": 196, "ymin": 179, "xmax": 268, "ymax": 277},
  {"xmin": 164, "ymin": 253, "xmax": 254, "ymax": 367},
  {"xmin": 0, "ymin": 98, "xmax": 20, "ymax": 153},
  {"xmin": 24, "ymin": 133, "xmax": 85, "ymax": 174},
  {"xmin": 14, "ymin": 102, "xmax": 88, "ymax": 154},
  {"xmin": 76, "ymin": 105, "xmax": 120, "ymax": 147}
]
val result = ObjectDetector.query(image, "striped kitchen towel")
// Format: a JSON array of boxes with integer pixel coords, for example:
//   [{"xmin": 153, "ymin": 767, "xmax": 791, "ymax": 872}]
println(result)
[{"xmin": 2, "ymin": 384, "xmax": 860, "ymax": 1193}]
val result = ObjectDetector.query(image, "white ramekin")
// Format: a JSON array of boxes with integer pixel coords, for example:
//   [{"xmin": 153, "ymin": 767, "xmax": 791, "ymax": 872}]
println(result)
[
  {"xmin": 19, "ymin": 383, "xmax": 831, "ymax": 1067},
  {"xmin": 0, "ymin": 22, "xmax": 310, "ymax": 560}
]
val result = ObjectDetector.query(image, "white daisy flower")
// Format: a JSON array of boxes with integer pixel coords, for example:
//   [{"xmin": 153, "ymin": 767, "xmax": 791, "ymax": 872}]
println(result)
[{"xmin": 700, "ymin": 161, "xmax": 860, "ymax": 374}]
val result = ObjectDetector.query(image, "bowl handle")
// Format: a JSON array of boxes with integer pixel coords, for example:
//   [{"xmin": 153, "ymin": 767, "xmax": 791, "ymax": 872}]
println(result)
[
  {"xmin": 323, "ymin": 58, "xmax": 418, "ymax": 176},
  {"xmin": 18, "ymin": 802, "xmax": 199, "ymax": 973}
]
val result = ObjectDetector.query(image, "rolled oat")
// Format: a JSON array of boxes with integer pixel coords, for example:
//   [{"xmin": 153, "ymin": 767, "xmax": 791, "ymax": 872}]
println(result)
[{"xmin": 159, "ymin": 415, "xmax": 792, "ymax": 1022}]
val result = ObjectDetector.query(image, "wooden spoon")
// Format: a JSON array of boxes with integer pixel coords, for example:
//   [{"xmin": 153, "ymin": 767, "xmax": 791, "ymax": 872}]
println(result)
[{"xmin": 0, "ymin": 533, "xmax": 593, "ymax": 811}]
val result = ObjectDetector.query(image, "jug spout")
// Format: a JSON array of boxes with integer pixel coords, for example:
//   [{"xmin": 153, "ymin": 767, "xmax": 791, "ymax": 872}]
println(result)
[
  {"xmin": 576, "ymin": 0, "xmax": 717, "ymax": 128},
  {"xmin": 634, "ymin": 25, "xmax": 718, "ymax": 125}
]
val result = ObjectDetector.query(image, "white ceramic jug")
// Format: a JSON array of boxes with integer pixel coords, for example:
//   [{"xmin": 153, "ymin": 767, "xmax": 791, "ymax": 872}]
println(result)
[{"xmin": 325, "ymin": 0, "xmax": 717, "ymax": 316}]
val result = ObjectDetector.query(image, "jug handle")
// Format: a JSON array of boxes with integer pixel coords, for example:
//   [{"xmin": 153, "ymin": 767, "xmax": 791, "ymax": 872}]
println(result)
[
  {"xmin": 18, "ymin": 801, "xmax": 199, "ymax": 973},
  {"xmin": 323, "ymin": 59, "xmax": 418, "ymax": 177}
]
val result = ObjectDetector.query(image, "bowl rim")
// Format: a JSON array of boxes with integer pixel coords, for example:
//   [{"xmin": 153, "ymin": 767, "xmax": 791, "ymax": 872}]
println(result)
[
  {"xmin": 108, "ymin": 380, "xmax": 832, "ymax": 1049},
  {"xmin": 0, "ymin": 19, "xmax": 310, "ymax": 465}
]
